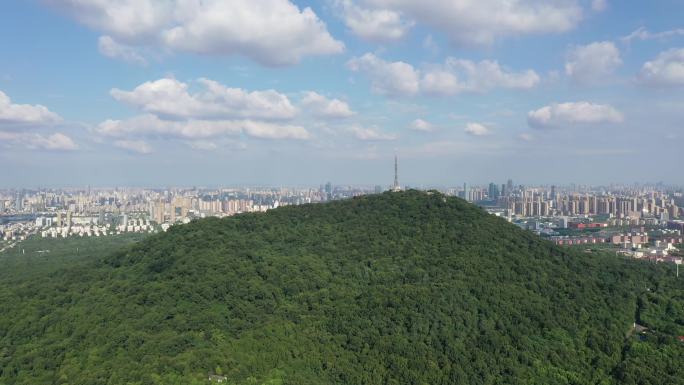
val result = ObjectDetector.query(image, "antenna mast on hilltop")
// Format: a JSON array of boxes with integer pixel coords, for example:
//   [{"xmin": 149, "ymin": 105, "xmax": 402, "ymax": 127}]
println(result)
[{"xmin": 393, "ymin": 155, "xmax": 401, "ymax": 191}]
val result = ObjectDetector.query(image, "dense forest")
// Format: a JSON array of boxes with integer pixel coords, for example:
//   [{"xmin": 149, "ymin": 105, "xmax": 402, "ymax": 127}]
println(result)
[{"xmin": 1, "ymin": 191, "xmax": 683, "ymax": 385}]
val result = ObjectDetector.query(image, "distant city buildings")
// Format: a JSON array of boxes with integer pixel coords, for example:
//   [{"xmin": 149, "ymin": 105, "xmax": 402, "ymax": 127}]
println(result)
[
  {"xmin": 0, "ymin": 185, "xmax": 379, "ymax": 243},
  {"xmin": 2, "ymin": 180, "xmax": 683, "ymax": 264}
]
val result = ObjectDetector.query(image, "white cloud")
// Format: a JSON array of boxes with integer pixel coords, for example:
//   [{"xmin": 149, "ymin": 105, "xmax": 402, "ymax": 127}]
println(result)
[
  {"xmin": 410, "ymin": 118, "xmax": 433, "ymax": 132},
  {"xmin": 639, "ymin": 48, "xmax": 684, "ymax": 87},
  {"xmin": 621, "ymin": 27, "xmax": 684, "ymax": 44},
  {"xmin": 565, "ymin": 41, "xmax": 621, "ymax": 84},
  {"xmin": 97, "ymin": 114, "xmax": 309, "ymax": 141},
  {"xmin": 301, "ymin": 92, "xmax": 355, "ymax": 119},
  {"xmin": 347, "ymin": 53, "xmax": 421, "ymax": 96},
  {"xmin": 350, "ymin": 125, "xmax": 397, "ymax": 140},
  {"xmin": 528, "ymin": 101, "xmax": 624, "ymax": 129},
  {"xmin": 100, "ymin": 77, "xmax": 312, "ymax": 151},
  {"xmin": 348, "ymin": 53, "xmax": 539, "ymax": 97},
  {"xmin": 335, "ymin": 0, "xmax": 413, "ymax": 42},
  {"xmin": 591, "ymin": 0, "xmax": 607, "ymax": 12},
  {"xmin": 46, "ymin": 0, "xmax": 171, "ymax": 41},
  {"xmin": 97, "ymin": 115, "xmax": 240, "ymax": 139},
  {"xmin": 0, "ymin": 90, "xmax": 62, "ymax": 125},
  {"xmin": 39, "ymin": 133, "xmax": 78, "ymax": 151},
  {"xmin": 464, "ymin": 122, "xmax": 491, "ymax": 136},
  {"xmin": 419, "ymin": 69, "xmax": 461, "ymax": 96},
  {"xmin": 242, "ymin": 120, "xmax": 310, "ymax": 140},
  {"xmin": 0, "ymin": 131, "xmax": 78, "ymax": 151},
  {"xmin": 518, "ymin": 132, "xmax": 534, "ymax": 141},
  {"xmin": 360, "ymin": 0, "xmax": 584, "ymax": 46},
  {"xmin": 422, "ymin": 58, "xmax": 540, "ymax": 95},
  {"xmin": 98, "ymin": 35, "xmax": 147, "ymax": 65},
  {"xmin": 114, "ymin": 140, "xmax": 153, "ymax": 154},
  {"xmin": 0, "ymin": 91, "xmax": 76, "ymax": 152},
  {"xmin": 47, "ymin": 0, "xmax": 344, "ymax": 66},
  {"xmin": 110, "ymin": 78, "xmax": 297, "ymax": 120}
]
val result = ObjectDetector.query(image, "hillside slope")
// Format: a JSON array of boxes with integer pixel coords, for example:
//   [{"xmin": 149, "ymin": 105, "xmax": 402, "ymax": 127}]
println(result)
[{"xmin": 1, "ymin": 191, "xmax": 683, "ymax": 385}]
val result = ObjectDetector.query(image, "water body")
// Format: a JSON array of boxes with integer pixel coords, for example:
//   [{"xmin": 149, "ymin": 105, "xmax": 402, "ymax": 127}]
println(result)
[{"xmin": 0, "ymin": 214, "xmax": 38, "ymax": 225}]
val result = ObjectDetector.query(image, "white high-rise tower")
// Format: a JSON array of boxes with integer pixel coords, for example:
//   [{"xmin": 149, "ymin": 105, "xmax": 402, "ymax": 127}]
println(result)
[{"xmin": 392, "ymin": 155, "xmax": 401, "ymax": 191}]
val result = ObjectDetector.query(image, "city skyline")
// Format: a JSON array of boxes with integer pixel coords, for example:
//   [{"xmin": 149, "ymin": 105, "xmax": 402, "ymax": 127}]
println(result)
[
  {"xmin": 4, "ymin": 180, "xmax": 683, "ymax": 248},
  {"xmin": 1, "ymin": 1, "xmax": 684, "ymax": 187}
]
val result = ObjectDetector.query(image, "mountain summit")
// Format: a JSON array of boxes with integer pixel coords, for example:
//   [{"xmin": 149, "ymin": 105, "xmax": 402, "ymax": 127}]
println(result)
[{"xmin": 1, "ymin": 191, "xmax": 683, "ymax": 385}]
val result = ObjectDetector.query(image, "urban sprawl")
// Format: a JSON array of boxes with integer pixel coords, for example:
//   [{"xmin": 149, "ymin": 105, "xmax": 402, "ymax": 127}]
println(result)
[{"xmin": 2, "ymin": 181, "xmax": 683, "ymax": 264}]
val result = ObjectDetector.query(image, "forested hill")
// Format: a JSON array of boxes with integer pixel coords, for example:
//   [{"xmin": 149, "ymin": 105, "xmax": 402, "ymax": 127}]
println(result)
[{"xmin": 1, "ymin": 190, "xmax": 684, "ymax": 385}]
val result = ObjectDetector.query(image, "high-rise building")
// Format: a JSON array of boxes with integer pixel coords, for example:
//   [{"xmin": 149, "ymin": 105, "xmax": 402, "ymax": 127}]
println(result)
[
  {"xmin": 325, "ymin": 182, "xmax": 333, "ymax": 200},
  {"xmin": 154, "ymin": 201, "xmax": 165, "ymax": 224},
  {"xmin": 14, "ymin": 190, "xmax": 22, "ymax": 212},
  {"xmin": 488, "ymin": 183, "xmax": 500, "ymax": 200}
]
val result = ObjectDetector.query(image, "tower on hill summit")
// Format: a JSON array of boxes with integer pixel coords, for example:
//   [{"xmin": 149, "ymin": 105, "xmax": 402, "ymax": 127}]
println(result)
[{"xmin": 392, "ymin": 155, "xmax": 401, "ymax": 192}]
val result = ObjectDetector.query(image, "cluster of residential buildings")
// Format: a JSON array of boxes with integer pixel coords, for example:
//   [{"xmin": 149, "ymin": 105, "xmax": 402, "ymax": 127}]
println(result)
[
  {"xmin": 37, "ymin": 216, "xmax": 156, "ymax": 238},
  {"xmin": 2, "ymin": 182, "xmax": 684, "ymax": 264},
  {"xmin": 475, "ymin": 182, "xmax": 684, "ymax": 264},
  {"xmin": 0, "ymin": 185, "xmax": 382, "ymax": 245},
  {"xmin": 465, "ymin": 181, "xmax": 683, "ymax": 221}
]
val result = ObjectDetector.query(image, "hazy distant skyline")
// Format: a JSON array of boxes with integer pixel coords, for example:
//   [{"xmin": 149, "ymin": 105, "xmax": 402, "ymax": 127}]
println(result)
[{"xmin": 1, "ymin": 1, "xmax": 683, "ymax": 187}]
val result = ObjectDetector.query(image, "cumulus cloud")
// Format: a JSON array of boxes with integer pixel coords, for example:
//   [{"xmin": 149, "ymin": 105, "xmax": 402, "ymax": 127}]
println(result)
[
  {"xmin": 0, "ymin": 90, "xmax": 62, "ymax": 125},
  {"xmin": 349, "ymin": 125, "xmax": 397, "ymax": 140},
  {"xmin": 334, "ymin": 0, "xmax": 413, "ymax": 42},
  {"xmin": 98, "ymin": 36, "xmax": 147, "ymax": 65},
  {"xmin": 242, "ymin": 120, "xmax": 310, "ymax": 140},
  {"xmin": 464, "ymin": 122, "xmax": 491, "ymax": 136},
  {"xmin": 97, "ymin": 115, "xmax": 239, "ymax": 139},
  {"xmin": 45, "ymin": 0, "xmax": 171, "ymax": 41},
  {"xmin": 47, "ymin": 0, "xmax": 344, "ymax": 66},
  {"xmin": 347, "ymin": 53, "xmax": 421, "ymax": 96},
  {"xmin": 114, "ymin": 140, "xmax": 153, "ymax": 154},
  {"xmin": 638, "ymin": 48, "xmax": 684, "ymax": 87},
  {"xmin": 423, "ymin": 58, "xmax": 540, "ymax": 95},
  {"xmin": 110, "ymin": 78, "xmax": 297, "ymax": 120},
  {"xmin": 98, "ymin": 77, "xmax": 317, "ymax": 152},
  {"xmin": 96, "ymin": 114, "xmax": 309, "ymax": 141},
  {"xmin": 410, "ymin": 118, "xmax": 433, "ymax": 132},
  {"xmin": 301, "ymin": 92, "xmax": 355, "ymax": 119},
  {"xmin": 359, "ymin": 0, "xmax": 583, "ymax": 46},
  {"xmin": 0, "ymin": 91, "xmax": 75, "ymax": 151},
  {"xmin": 348, "ymin": 53, "xmax": 539, "ymax": 97},
  {"xmin": 0, "ymin": 131, "xmax": 78, "ymax": 151},
  {"xmin": 38, "ymin": 133, "xmax": 78, "ymax": 150},
  {"xmin": 565, "ymin": 41, "xmax": 621, "ymax": 84},
  {"xmin": 528, "ymin": 101, "xmax": 624, "ymax": 129}
]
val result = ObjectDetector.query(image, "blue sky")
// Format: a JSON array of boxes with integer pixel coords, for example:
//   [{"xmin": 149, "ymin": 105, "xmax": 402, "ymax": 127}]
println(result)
[{"xmin": 0, "ymin": 0, "xmax": 683, "ymax": 188}]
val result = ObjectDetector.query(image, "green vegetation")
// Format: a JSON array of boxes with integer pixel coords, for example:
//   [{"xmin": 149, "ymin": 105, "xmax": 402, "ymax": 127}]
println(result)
[
  {"xmin": 0, "ymin": 233, "xmax": 148, "ymax": 282},
  {"xmin": 1, "ymin": 191, "xmax": 683, "ymax": 385}
]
